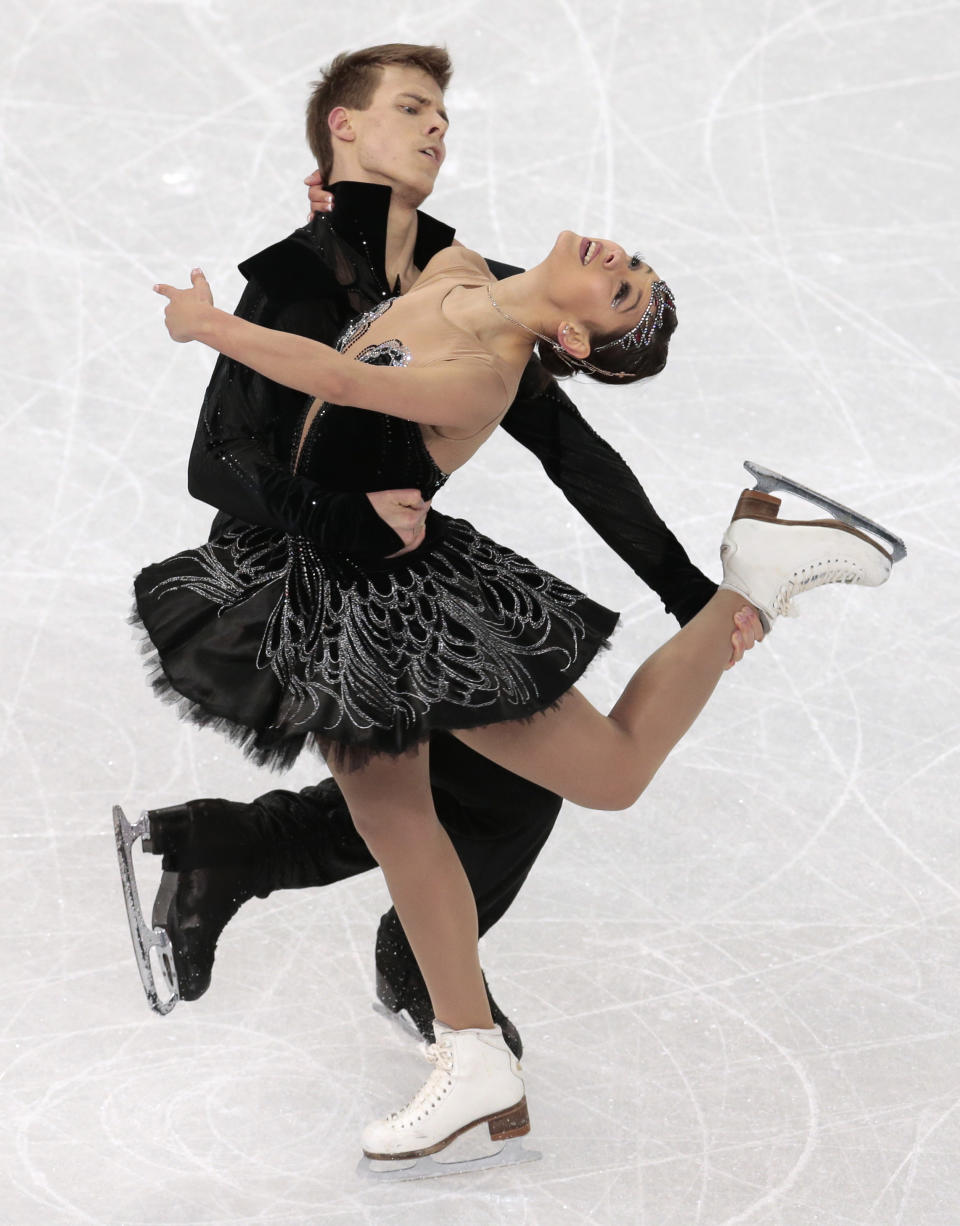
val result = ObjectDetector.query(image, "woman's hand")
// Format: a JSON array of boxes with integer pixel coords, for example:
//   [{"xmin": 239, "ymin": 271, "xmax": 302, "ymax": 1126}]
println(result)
[
  {"xmin": 725, "ymin": 606, "xmax": 764, "ymax": 670},
  {"xmin": 370, "ymin": 489, "xmax": 432, "ymax": 557},
  {"xmin": 304, "ymin": 170, "xmax": 334, "ymax": 220},
  {"xmin": 153, "ymin": 268, "xmax": 215, "ymax": 342}
]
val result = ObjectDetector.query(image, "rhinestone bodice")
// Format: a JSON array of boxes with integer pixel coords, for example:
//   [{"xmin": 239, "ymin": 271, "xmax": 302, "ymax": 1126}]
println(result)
[{"xmin": 294, "ymin": 250, "xmax": 512, "ymax": 508}]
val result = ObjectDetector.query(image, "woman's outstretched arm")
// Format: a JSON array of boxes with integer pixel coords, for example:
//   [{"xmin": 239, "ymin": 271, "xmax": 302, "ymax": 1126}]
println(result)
[{"xmin": 155, "ymin": 270, "xmax": 509, "ymax": 432}]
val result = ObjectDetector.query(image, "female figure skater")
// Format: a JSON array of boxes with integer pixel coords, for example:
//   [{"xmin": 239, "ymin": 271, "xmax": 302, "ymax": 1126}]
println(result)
[{"xmin": 145, "ymin": 232, "xmax": 897, "ymax": 1170}]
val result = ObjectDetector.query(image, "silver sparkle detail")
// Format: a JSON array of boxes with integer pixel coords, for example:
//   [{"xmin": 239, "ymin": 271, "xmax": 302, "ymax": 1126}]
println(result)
[
  {"xmin": 594, "ymin": 279, "xmax": 675, "ymax": 353},
  {"xmin": 336, "ymin": 296, "xmax": 398, "ymax": 353},
  {"xmin": 142, "ymin": 517, "xmax": 595, "ymax": 745}
]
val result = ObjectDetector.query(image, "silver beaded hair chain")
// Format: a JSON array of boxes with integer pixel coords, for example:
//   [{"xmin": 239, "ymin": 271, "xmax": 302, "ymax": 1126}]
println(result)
[{"xmin": 595, "ymin": 279, "xmax": 675, "ymax": 353}]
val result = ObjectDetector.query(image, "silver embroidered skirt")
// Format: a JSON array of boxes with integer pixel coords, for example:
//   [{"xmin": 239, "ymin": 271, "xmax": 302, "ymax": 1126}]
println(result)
[{"xmin": 133, "ymin": 512, "xmax": 618, "ymax": 770}]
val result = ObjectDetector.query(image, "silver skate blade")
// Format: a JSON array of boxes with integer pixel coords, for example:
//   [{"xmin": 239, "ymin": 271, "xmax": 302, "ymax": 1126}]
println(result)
[
  {"xmin": 357, "ymin": 1135, "xmax": 541, "ymax": 1182},
  {"xmin": 371, "ymin": 999, "xmax": 426, "ymax": 1045},
  {"xmin": 112, "ymin": 806, "xmax": 179, "ymax": 1016},
  {"xmin": 744, "ymin": 461, "xmax": 907, "ymax": 563}
]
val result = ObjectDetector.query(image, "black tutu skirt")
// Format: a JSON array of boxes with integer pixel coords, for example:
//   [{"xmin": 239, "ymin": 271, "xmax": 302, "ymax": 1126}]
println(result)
[{"xmin": 133, "ymin": 511, "xmax": 618, "ymax": 770}]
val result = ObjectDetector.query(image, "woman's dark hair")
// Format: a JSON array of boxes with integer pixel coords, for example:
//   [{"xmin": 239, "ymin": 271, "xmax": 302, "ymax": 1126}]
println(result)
[
  {"xmin": 306, "ymin": 44, "xmax": 453, "ymax": 184},
  {"xmin": 536, "ymin": 285, "xmax": 678, "ymax": 387}
]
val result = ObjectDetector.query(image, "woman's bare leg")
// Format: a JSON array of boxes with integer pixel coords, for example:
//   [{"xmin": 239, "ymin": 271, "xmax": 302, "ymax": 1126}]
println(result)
[
  {"xmin": 455, "ymin": 591, "xmax": 758, "ymax": 810},
  {"xmin": 325, "ymin": 594, "xmax": 749, "ymax": 1029},
  {"xmin": 327, "ymin": 745, "xmax": 494, "ymax": 1032}
]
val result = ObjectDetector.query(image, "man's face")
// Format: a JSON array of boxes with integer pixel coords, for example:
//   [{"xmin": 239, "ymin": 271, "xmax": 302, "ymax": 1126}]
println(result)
[{"xmin": 335, "ymin": 65, "xmax": 448, "ymax": 204}]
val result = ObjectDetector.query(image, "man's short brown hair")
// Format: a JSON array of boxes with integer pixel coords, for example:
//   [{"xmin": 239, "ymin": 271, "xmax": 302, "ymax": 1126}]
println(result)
[{"xmin": 306, "ymin": 44, "xmax": 452, "ymax": 183}]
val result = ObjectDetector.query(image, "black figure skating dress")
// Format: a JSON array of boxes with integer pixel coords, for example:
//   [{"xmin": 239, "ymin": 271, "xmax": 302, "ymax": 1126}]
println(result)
[{"xmin": 134, "ymin": 249, "xmax": 618, "ymax": 769}]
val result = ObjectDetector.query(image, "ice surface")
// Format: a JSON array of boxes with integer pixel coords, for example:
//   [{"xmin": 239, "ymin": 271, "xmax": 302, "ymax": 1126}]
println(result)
[{"xmin": 2, "ymin": 1, "xmax": 958, "ymax": 1222}]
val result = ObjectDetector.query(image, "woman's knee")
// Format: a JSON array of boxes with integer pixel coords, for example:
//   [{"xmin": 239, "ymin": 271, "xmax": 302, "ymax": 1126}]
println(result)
[
  {"xmin": 575, "ymin": 767, "xmax": 650, "ymax": 812},
  {"xmin": 591, "ymin": 719, "xmax": 664, "ymax": 810},
  {"xmin": 350, "ymin": 802, "xmax": 440, "ymax": 856}
]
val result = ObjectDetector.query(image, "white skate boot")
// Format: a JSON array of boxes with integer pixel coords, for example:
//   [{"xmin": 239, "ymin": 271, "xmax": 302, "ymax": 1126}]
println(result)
[
  {"xmin": 720, "ymin": 464, "xmax": 904, "ymax": 632},
  {"xmin": 358, "ymin": 1022, "xmax": 540, "ymax": 1180}
]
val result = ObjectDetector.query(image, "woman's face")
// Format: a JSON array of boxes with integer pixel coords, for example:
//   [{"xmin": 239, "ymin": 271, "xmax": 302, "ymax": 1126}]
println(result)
[{"xmin": 545, "ymin": 230, "xmax": 659, "ymax": 348}]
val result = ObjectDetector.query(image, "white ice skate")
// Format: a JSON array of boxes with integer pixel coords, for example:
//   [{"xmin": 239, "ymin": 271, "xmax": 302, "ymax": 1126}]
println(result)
[
  {"xmin": 112, "ymin": 805, "xmax": 179, "ymax": 1014},
  {"xmin": 719, "ymin": 462, "xmax": 905, "ymax": 633},
  {"xmin": 358, "ymin": 1023, "xmax": 540, "ymax": 1181}
]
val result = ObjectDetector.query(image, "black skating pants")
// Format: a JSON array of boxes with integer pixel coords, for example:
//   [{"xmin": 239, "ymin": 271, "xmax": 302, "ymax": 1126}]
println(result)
[{"xmin": 241, "ymin": 731, "xmax": 561, "ymax": 990}]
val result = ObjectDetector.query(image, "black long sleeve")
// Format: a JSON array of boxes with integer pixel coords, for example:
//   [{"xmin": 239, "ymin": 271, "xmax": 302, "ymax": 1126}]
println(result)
[
  {"xmin": 501, "ymin": 362, "xmax": 718, "ymax": 625},
  {"xmin": 185, "ymin": 248, "xmax": 401, "ymax": 556}
]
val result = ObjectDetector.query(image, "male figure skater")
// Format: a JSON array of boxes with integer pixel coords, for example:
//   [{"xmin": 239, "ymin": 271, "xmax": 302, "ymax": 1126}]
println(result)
[{"xmin": 122, "ymin": 43, "xmax": 719, "ymax": 1055}]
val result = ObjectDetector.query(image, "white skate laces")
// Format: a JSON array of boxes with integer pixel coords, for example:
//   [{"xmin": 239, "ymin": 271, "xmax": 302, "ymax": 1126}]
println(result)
[
  {"xmin": 385, "ymin": 1041, "xmax": 456, "ymax": 1132},
  {"xmin": 719, "ymin": 488, "xmax": 893, "ymax": 632},
  {"xmin": 765, "ymin": 557, "xmax": 864, "ymax": 619},
  {"xmin": 721, "ymin": 540, "xmax": 872, "ymax": 622}
]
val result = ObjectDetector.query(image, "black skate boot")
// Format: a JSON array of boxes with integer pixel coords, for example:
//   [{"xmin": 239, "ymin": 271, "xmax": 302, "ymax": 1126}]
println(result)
[
  {"xmin": 149, "ymin": 863, "xmax": 259, "ymax": 1001},
  {"xmin": 140, "ymin": 799, "xmax": 269, "ymax": 1004},
  {"xmin": 374, "ymin": 913, "xmax": 524, "ymax": 1059},
  {"xmin": 116, "ymin": 784, "xmax": 380, "ymax": 1013}
]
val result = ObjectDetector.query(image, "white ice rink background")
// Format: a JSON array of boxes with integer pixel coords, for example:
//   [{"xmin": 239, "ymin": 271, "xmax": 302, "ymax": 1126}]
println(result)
[{"xmin": 2, "ymin": 1, "xmax": 958, "ymax": 1222}]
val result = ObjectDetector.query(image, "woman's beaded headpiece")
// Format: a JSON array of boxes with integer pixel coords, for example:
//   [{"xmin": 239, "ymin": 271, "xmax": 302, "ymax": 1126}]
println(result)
[
  {"xmin": 595, "ymin": 279, "xmax": 675, "ymax": 353},
  {"xmin": 552, "ymin": 278, "xmax": 676, "ymax": 379}
]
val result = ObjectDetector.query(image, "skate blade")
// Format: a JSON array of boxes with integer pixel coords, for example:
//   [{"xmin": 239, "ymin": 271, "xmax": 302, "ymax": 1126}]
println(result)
[
  {"xmin": 112, "ymin": 805, "xmax": 180, "ymax": 1015},
  {"xmin": 744, "ymin": 461, "xmax": 907, "ymax": 563},
  {"xmin": 371, "ymin": 999, "xmax": 428, "ymax": 1045},
  {"xmin": 357, "ymin": 1135, "xmax": 541, "ymax": 1182}
]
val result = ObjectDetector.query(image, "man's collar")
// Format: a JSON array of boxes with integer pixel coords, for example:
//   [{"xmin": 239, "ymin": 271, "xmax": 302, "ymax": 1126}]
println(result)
[{"xmin": 326, "ymin": 180, "xmax": 456, "ymax": 286}]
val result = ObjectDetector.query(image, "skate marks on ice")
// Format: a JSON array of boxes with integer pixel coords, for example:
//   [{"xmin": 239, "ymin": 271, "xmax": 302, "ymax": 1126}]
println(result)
[
  {"xmin": 112, "ymin": 805, "xmax": 179, "ymax": 1014},
  {"xmin": 3, "ymin": 0, "xmax": 959, "ymax": 1221}
]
